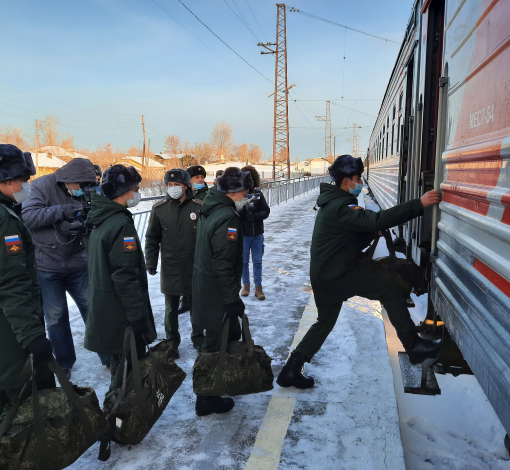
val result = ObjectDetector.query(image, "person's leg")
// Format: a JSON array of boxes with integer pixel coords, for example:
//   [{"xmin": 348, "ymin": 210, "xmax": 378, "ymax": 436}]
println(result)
[
  {"xmin": 66, "ymin": 270, "xmax": 110, "ymax": 366},
  {"xmin": 242, "ymin": 236, "xmax": 253, "ymax": 287},
  {"xmin": 164, "ymin": 295, "xmax": 181, "ymax": 348},
  {"xmin": 252, "ymin": 234, "xmax": 264, "ymax": 287},
  {"xmin": 188, "ymin": 295, "xmax": 205, "ymax": 349},
  {"xmin": 37, "ymin": 271, "xmax": 76, "ymax": 369}
]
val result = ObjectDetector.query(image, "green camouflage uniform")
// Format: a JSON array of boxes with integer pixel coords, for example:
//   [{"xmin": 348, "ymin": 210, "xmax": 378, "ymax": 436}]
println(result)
[{"xmin": 291, "ymin": 183, "xmax": 424, "ymax": 363}]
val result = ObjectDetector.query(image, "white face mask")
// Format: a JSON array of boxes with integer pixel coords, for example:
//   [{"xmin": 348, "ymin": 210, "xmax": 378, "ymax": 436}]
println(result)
[
  {"xmin": 11, "ymin": 181, "xmax": 31, "ymax": 204},
  {"xmin": 168, "ymin": 186, "xmax": 184, "ymax": 200},
  {"xmin": 126, "ymin": 192, "xmax": 141, "ymax": 208}
]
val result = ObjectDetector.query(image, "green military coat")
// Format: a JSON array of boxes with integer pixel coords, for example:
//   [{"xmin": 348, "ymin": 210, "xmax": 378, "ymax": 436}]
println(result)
[
  {"xmin": 0, "ymin": 191, "xmax": 45, "ymax": 390},
  {"xmin": 84, "ymin": 193, "xmax": 157, "ymax": 355},
  {"xmin": 193, "ymin": 182, "xmax": 209, "ymax": 202},
  {"xmin": 192, "ymin": 187, "xmax": 243, "ymax": 331},
  {"xmin": 144, "ymin": 189, "xmax": 203, "ymax": 296},
  {"xmin": 310, "ymin": 183, "xmax": 423, "ymax": 302}
]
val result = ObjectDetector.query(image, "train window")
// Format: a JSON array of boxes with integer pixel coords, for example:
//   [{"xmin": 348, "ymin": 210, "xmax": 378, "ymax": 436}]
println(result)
[
  {"xmin": 393, "ymin": 105, "xmax": 396, "ymax": 120},
  {"xmin": 382, "ymin": 138, "xmax": 385, "ymax": 160},
  {"xmin": 391, "ymin": 125, "xmax": 394, "ymax": 156},
  {"xmin": 399, "ymin": 92, "xmax": 403, "ymax": 111},
  {"xmin": 387, "ymin": 116, "xmax": 389, "ymax": 128},
  {"xmin": 396, "ymin": 117, "xmax": 401, "ymax": 153}
]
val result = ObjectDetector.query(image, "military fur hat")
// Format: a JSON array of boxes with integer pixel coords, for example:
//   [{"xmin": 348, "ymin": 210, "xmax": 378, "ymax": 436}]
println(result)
[
  {"xmin": 100, "ymin": 164, "xmax": 142, "ymax": 199},
  {"xmin": 164, "ymin": 168, "xmax": 190, "ymax": 187},
  {"xmin": 328, "ymin": 154, "xmax": 364, "ymax": 182},
  {"xmin": 0, "ymin": 145, "xmax": 36, "ymax": 182},
  {"xmin": 216, "ymin": 167, "xmax": 253, "ymax": 193},
  {"xmin": 187, "ymin": 165, "xmax": 207, "ymax": 178},
  {"xmin": 241, "ymin": 165, "xmax": 260, "ymax": 188}
]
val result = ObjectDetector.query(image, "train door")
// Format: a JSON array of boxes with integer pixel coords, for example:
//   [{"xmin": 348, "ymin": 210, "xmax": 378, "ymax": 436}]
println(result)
[{"xmin": 415, "ymin": 0, "xmax": 445, "ymax": 259}]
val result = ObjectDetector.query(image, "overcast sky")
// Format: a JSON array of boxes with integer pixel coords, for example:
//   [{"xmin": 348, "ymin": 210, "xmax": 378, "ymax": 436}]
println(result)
[{"xmin": 0, "ymin": 0, "xmax": 412, "ymax": 160}]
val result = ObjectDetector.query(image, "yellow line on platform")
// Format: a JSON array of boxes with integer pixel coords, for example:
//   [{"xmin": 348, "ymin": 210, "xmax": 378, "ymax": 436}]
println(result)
[{"xmin": 243, "ymin": 297, "xmax": 318, "ymax": 470}]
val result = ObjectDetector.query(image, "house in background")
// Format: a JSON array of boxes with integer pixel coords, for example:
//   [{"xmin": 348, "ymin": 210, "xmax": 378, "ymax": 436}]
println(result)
[
  {"xmin": 114, "ymin": 156, "xmax": 166, "ymax": 180},
  {"xmin": 38, "ymin": 146, "xmax": 90, "ymax": 163},
  {"xmin": 30, "ymin": 152, "xmax": 67, "ymax": 177}
]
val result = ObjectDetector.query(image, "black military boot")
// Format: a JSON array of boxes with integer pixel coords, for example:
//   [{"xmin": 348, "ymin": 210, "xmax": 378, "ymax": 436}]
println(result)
[
  {"xmin": 398, "ymin": 329, "xmax": 442, "ymax": 365},
  {"xmin": 195, "ymin": 396, "xmax": 235, "ymax": 417},
  {"xmin": 276, "ymin": 356, "xmax": 315, "ymax": 389}
]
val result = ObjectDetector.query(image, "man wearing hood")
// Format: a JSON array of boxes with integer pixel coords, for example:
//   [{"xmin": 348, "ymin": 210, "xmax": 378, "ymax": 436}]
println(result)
[
  {"xmin": 22, "ymin": 158, "xmax": 109, "ymax": 377},
  {"xmin": 0, "ymin": 145, "xmax": 54, "ymax": 420},
  {"xmin": 192, "ymin": 167, "xmax": 253, "ymax": 416},
  {"xmin": 145, "ymin": 169, "xmax": 205, "ymax": 357},
  {"xmin": 277, "ymin": 155, "xmax": 442, "ymax": 389},
  {"xmin": 85, "ymin": 165, "xmax": 157, "ymax": 402}
]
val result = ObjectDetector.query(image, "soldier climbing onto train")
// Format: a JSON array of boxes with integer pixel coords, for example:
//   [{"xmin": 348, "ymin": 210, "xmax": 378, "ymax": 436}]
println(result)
[{"xmin": 277, "ymin": 154, "xmax": 443, "ymax": 389}]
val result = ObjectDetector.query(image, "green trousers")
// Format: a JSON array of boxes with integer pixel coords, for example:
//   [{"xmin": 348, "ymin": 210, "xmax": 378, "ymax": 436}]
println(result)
[
  {"xmin": 292, "ymin": 267, "xmax": 416, "ymax": 363},
  {"xmin": 165, "ymin": 294, "xmax": 205, "ymax": 349}
]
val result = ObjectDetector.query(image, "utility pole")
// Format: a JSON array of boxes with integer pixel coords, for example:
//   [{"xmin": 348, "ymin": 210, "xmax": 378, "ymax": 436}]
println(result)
[
  {"xmin": 316, "ymin": 100, "xmax": 332, "ymax": 162},
  {"xmin": 333, "ymin": 135, "xmax": 336, "ymax": 159},
  {"xmin": 35, "ymin": 119, "xmax": 39, "ymax": 174},
  {"xmin": 347, "ymin": 123, "xmax": 359, "ymax": 158},
  {"xmin": 141, "ymin": 115, "xmax": 146, "ymax": 174},
  {"xmin": 258, "ymin": 3, "xmax": 290, "ymax": 180}
]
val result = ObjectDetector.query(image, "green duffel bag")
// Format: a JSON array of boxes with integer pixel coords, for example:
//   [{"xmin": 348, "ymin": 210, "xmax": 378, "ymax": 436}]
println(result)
[
  {"xmin": 0, "ymin": 356, "xmax": 108, "ymax": 470},
  {"xmin": 193, "ymin": 314, "xmax": 274, "ymax": 397},
  {"xmin": 100, "ymin": 328, "xmax": 186, "ymax": 454}
]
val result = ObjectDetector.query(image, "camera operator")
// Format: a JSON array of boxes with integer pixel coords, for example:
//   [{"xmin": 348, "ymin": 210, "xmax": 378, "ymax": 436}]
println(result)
[{"xmin": 22, "ymin": 158, "xmax": 109, "ymax": 378}]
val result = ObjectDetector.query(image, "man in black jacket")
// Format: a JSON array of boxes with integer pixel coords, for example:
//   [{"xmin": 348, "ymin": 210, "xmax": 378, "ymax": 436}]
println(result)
[{"xmin": 238, "ymin": 166, "xmax": 270, "ymax": 300}]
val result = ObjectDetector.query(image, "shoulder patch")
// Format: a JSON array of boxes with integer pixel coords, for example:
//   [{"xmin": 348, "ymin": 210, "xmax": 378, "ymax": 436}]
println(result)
[
  {"xmin": 192, "ymin": 198, "xmax": 203, "ymax": 205},
  {"xmin": 153, "ymin": 199, "xmax": 168, "ymax": 209},
  {"xmin": 123, "ymin": 236, "xmax": 137, "ymax": 252},
  {"xmin": 227, "ymin": 227, "xmax": 238, "ymax": 242},
  {"xmin": 348, "ymin": 204, "xmax": 363, "ymax": 210},
  {"xmin": 5, "ymin": 235, "xmax": 24, "ymax": 255}
]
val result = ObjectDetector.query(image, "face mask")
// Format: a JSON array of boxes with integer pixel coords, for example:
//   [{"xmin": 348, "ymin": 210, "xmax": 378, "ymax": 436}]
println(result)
[
  {"xmin": 235, "ymin": 197, "xmax": 249, "ymax": 210},
  {"xmin": 348, "ymin": 179, "xmax": 363, "ymax": 197},
  {"xmin": 66, "ymin": 184, "xmax": 84, "ymax": 197},
  {"xmin": 168, "ymin": 186, "xmax": 184, "ymax": 199},
  {"xmin": 126, "ymin": 192, "xmax": 141, "ymax": 208},
  {"xmin": 193, "ymin": 183, "xmax": 205, "ymax": 190},
  {"xmin": 11, "ymin": 181, "xmax": 31, "ymax": 203}
]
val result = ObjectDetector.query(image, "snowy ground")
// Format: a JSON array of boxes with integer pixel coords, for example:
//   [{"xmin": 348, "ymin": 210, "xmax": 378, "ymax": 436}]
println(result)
[{"xmin": 59, "ymin": 186, "xmax": 509, "ymax": 469}]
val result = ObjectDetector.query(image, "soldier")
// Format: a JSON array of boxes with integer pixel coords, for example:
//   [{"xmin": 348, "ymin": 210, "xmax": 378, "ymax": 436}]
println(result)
[
  {"xmin": 0, "ymin": 145, "xmax": 54, "ymax": 420},
  {"xmin": 277, "ymin": 155, "xmax": 442, "ymax": 389},
  {"xmin": 93, "ymin": 165, "xmax": 102, "ymax": 185},
  {"xmin": 84, "ymin": 165, "xmax": 157, "ymax": 402},
  {"xmin": 187, "ymin": 165, "xmax": 208, "ymax": 201},
  {"xmin": 212, "ymin": 169, "xmax": 224, "ymax": 188},
  {"xmin": 192, "ymin": 167, "xmax": 253, "ymax": 416},
  {"xmin": 145, "ymin": 169, "xmax": 205, "ymax": 357}
]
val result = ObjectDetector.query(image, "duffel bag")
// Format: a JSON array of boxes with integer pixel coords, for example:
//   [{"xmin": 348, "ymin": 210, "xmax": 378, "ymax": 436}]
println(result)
[
  {"xmin": 193, "ymin": 314, "xmax": 274, "ymax": 397},
  {"xmin": 101, "ymin": 327, "xmax": 186, "ymax": 452},
  {"xmin": 0, "ymin": 356, "xmax": 108, "ymax": 470}
]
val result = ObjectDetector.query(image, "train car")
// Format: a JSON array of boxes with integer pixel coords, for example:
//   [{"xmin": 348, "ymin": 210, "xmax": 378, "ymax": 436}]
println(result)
[{"xmin": 366, "ymin": 0, "xmax": 510, "ymax": 440}]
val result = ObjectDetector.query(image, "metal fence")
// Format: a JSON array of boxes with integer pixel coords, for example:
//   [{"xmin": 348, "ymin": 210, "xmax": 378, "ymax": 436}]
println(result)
[{"xmin": 132, "ymin": 175, "xmax": 329, "ymax": 250}]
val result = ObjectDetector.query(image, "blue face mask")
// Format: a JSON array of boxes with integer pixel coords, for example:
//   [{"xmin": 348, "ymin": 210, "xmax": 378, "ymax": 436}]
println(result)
[
  {"xmin": 66, "ymin": 184, "xmax": 84, "ymax": 197},
  {"xmin": 348, "ymin": 179, "xmax": 363, "ymax": 197},
  {"xmin": 193, "ymin": 183, "xmax": 205, "ymax": 190}
]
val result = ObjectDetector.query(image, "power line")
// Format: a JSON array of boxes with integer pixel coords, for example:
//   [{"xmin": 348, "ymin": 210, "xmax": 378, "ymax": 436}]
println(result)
[
  {"xmin": 288, "ymin": 7, "xmax": 400, "ymax": 45},
  {"xmin": 223, "ymin": 0, "xmax": 259, "ymax": 42},
  {"xmin": 175, "ymin": 0, "xmax": 272, "ymax": 83},
  {"xmin": 243, "ymin": 0, "xmax": 268, "ymax": 42},
  {"xmin": 289, "ymin": 100, "xmax": 377, "ymax": 118}
]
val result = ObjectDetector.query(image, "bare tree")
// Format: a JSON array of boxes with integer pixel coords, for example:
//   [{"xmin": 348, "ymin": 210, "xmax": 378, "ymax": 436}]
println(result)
[
  {"xmin": 234, "ymin": 143, "xmax": 249, "ymax": 163},
  {"xmin": 0, "ymin": 125, "xmax": 30, "ymax": 149},
  {"xmin": 39, "ymin": 116, "xmax": 60, "ymax": 147},
  {"xmin": 127, "ymin": 145, "xmax": 139, "ymax": 156},
  {"xmin": 211, "ymin": 122, "xmax": 233, "ymax": 160},
  {"xmin": 248, "ymin": 144, "xmax": 262, "ymax": 163},
  {"xmin": 60, "ymin": 134, "xmax": 74, "ymax": 150},
  {"xmin": 164, "ymin": 135, "xmax": 181, "ymax": 158}
]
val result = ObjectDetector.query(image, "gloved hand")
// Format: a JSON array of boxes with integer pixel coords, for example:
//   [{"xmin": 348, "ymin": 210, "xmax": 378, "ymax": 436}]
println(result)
[
  {"xmin": 27, "ymin": 336, "xmax": 53, "ymax": 363},
  {"xmin": 245, "ymin": 212, "xmax": 256, "ymax": 222},
  {"xmin": 245, "ymin": 199, "xmax": 260, "ymax": 213},
  {"xmin": 225, "ymin": 298, "xmax": 245, "ymax": 320},
  {"xmin": 61, "ymin": 204, "xmax": 81, "ymax": 221},
  {"xmin": 58, "ymin": 220, "xmax": 85, "ymax": 236},
  {"xmin": 147, "ymin": 268, "xmax": 157, "ymax": 276},
  {"xmin": 129, "ymin": 318, "xmax": 147, "ymax": 337}
]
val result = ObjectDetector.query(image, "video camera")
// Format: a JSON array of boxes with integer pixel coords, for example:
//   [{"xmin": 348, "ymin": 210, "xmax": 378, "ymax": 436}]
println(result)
[{"xmin": 67, "ymin": 185, "xmax": 101, "ymax": 242}]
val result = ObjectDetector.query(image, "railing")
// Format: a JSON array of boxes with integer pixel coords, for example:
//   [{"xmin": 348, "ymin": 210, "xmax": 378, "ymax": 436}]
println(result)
[{"xmin": 132, "ymin": 174, "xmax": 329, "ymax": 250}]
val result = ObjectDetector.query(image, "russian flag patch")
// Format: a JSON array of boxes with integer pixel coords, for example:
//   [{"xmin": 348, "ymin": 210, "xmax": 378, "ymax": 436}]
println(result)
[
  {"xmin": 5, "ymin": 235, "xmax": 23, "ymax": 255},
  {"xmin": 123, "ymin": 236, "xmax": 137, "ymax": 252},
  {"xmin": 227, "ymin": 227, "xmax": 237, "ymax": 241},
  {"xmin": 348, "ymin": 204, "xmax": 362, "ymax": 210}
]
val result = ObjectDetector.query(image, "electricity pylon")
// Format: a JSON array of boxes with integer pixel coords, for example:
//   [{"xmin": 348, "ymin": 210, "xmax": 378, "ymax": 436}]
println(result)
[
  {"xmin": 258, "ymin": 4, "xmax": 289, "ymax": 179},
  {"xmin": 316, "ymin": 100, "xmax": 332, "ymax": 162},
  {"xmin": 347, "ymin": 122, "xmax": 359, "ymax": 158}
]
